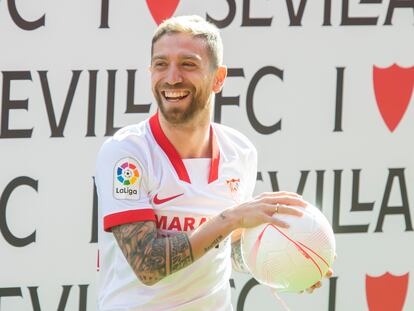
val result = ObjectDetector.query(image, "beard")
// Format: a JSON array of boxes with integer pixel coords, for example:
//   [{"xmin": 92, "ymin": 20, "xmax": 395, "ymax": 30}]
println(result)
[{"xmin": 154, "ymin": 84, "xmax": 210, "ymax": 125}]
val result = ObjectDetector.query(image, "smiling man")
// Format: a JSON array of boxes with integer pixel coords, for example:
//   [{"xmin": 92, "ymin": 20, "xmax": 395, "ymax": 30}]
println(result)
[{"xmin": 95, "ymin": 15, "xmax": 324, "ymax": 311}]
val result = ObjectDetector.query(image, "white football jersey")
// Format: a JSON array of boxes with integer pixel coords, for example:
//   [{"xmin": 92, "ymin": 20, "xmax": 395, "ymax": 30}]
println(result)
[{"xmin": 95, "ymin": 113, "xmax": 257, "ymax": 311}]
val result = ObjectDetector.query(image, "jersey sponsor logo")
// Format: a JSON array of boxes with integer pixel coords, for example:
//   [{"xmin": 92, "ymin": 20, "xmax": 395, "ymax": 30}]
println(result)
[
  {"xmin": 155, "ymin": 215, "xmax": 207, "ymax": 232},
  {"xmin": 113, "ymin": 157, "xmax": 142, "ymax": 200},
  {"xmin": 153, "ymin": 193, "xmax": 184, "ymax": 205}
]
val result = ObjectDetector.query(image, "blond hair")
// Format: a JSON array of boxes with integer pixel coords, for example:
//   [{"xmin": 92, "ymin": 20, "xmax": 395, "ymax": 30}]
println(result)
[{"xmin": 151, "ymin": 15, "xmax": 223, "ymax": 69}]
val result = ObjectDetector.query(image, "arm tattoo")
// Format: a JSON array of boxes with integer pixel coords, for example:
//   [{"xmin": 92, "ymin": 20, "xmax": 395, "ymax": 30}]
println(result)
[
  {"xmin": 112, "ymin": 221, "xmax": 194, "ymax": 285},
  {"xmin": 203, "ymin": 235, "xmax": 224, "ymax": 253},
  {"xmin": 231, "ymin": 238, "xmax": 250, "ymax": 274},
  {"xmin": 169, "ymin": 233, "xmax": 193, "ymax": 272}
]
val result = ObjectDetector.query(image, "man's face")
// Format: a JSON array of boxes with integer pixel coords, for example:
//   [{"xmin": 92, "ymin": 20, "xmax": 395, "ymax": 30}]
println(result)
[{"xmin": 150, "ymin": 32, "xmax": 220, "ymax": 125}]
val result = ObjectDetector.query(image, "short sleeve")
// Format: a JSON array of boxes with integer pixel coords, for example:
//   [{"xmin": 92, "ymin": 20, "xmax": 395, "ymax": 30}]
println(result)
[
  {"xmin": 243, "ymin": 145, "xmax": 258, "ymax": 201},
  {"xmin": 95, "ymin": 136, "xmax": 155, "ymax": 232}
]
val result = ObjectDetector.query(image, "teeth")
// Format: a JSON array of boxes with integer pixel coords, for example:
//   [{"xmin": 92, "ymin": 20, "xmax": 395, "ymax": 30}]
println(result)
[{"xmin": 164, "ymin": 90, "xmax": 189, "ymax": 98}]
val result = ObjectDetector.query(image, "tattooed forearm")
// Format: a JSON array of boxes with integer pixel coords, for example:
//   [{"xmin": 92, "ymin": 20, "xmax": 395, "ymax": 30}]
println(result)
[
  {"xmin": 204, "ymin": 235, "xmax": 224, "ymax": 253},
  {"xmin": 112, "ymin": 221, "xmax": 194, "ymax": 285},
  {"xmin": 112, "ymin": 221, "xmax": 166, "ymax": 285},
  {"xmin": 231, "ymin": 238, "xmax": 250, "ymax": 274},
  {"xmin": 169, "ymin": 234, "xmax": 194, "ymax": 272}
]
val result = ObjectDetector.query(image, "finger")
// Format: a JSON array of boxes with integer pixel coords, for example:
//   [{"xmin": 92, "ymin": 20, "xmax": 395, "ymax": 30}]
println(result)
[
  {"xmin": 274, "ymin": 204, "xmax": 304, "ymax": 217},
  {"xmin": 259, "ymin": 191, "xmax": 302, "ymax": 199},
  {"xmin": 314, "ymin": 281, "xmax": 322, "ymax": 288},
  {"xmin": 264, "ymin": 215, "xmax": 290, "ymax": 229},
  {"xmin": 262, "ymin": 203, "xmax": 302, "ymax": 218},
  {"xmin": 325, "ymin": 268, "xmax": 333, "ymax": 278},
  {"xmin": 309, "ymin": 281, "xmax": 321, "ymax": 290},
  {"xmin": 305, "ymin": 281, "xmax": 322, "ymax": 294},
  {"xmin": 261, "ymin": 196, "xmax": 308, "ymax": 208}
]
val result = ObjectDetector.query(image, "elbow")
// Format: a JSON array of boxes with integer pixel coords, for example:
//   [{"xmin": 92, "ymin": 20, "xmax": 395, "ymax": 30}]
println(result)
[
  {"xmin": 136, "ymin": 273, "xmax": 163, "ymax": 286},
  {"xmin": 141, "ymin": 279, "xmax": 160, "ymax": 287}
]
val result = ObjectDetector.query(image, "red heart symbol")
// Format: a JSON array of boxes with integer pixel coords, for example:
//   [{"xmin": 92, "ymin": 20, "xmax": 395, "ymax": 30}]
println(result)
[
  {"xmin": 373, "ymin": 64, "xmax": 414, "ymax": 132},
  {"xmin": 146, "ymin": 0, "xmax": 180, "ymax": 25}
]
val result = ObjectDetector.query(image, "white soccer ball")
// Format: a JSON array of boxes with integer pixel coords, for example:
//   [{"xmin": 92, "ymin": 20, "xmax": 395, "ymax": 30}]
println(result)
[{"xmin": 241, "ymin": 204, "xmax": 336, "ymax": 293}]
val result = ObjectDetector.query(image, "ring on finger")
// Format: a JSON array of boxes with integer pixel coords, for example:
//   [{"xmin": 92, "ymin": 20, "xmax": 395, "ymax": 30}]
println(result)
[{"xmin": 275, "ymin": 203, "xmax": 280, "ymax": 213}]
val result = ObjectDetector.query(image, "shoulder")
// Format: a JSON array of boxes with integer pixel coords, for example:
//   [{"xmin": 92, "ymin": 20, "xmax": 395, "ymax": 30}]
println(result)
[
  {"xmin": 96, "ymin": 120, "xmax": 154, "ymax": 174},
  {"xmin": 212, "ymin": 122, "xmax": 257, "ymax": 158},
  {"xmin": 98, "ymin": 121, "xmax": 151, "ymax": 157},
  {"xmin": 107, "ymin": 121, "xmax": 150, "ymax": 147}
]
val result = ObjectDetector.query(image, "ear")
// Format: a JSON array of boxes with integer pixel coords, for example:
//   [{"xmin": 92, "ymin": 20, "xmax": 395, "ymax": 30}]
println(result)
[{"xmin": 212, "ymin": 66, "xmax": 227, "ymax": 93}]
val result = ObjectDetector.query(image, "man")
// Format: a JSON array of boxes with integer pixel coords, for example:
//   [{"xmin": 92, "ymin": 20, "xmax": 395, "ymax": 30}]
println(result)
[{"xmin": 95, "ymin": 15, "xmax": 329, "ymax": 311}]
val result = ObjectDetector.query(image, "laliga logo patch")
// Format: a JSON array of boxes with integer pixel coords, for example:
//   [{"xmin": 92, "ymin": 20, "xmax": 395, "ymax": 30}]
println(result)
[{"xmin": 113, "ymin": 157, "xmax": 142, "ymax": 200}]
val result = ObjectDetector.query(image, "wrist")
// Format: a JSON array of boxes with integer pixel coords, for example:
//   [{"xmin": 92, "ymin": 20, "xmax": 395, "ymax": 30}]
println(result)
[{"xmin": 221, "ymin": 207, "xmax": 241, "ymax": 232}]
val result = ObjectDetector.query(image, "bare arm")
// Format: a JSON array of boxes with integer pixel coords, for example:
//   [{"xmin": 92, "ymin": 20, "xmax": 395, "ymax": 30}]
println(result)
[
  {"xmin": 228, "ymin": 228, "xmax": 249, "ymax": 273},
  {"xmin": 113, "ymin": 192, "xmax": 306, "ymax": 285},
  {"xmin": 112, "ymin": 211, "xmax": 233, "ymax": 285},
  {"xmin": 112, "ymin": 221, "xmax": 193, "ymax": 285},
  {"xmin": 231, "ymin": 238, "xmax": 250, "ymax": 273}
]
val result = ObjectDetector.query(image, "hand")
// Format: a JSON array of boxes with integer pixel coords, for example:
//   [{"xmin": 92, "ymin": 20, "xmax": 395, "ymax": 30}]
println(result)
[
  {"xmin": 228, "ymin": 191, "xmax": 308, "ymax": 230},
  {"xmin": 302, "ymin": 267, "xmax": 333, "ymax": 294}
]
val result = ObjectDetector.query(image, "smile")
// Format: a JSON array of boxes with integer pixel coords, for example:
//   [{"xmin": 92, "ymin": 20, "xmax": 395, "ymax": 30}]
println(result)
[{"xmin": 162, "ymin": 90, "xmax": 190, "ymax": 102}]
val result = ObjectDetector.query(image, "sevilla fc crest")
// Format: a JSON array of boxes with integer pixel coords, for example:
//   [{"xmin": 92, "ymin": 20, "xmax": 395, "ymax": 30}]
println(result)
[
  {"xmin": 226, "ymin": 178, "xmax": 241, "ymax": 203},
  {"xmin": 366, "ymin": 272, "xmax": 409, "ymax": 311},
  {"xmin": 373, "ymin": 64, "xmax": 414, "ymax": 132}
]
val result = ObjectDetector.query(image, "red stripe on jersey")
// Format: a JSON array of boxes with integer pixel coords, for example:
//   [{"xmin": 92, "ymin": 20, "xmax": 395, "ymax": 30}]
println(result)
[
  {"xmin": 150, "ymin": 113, "xmax": 191, "ymax": 183},
  {"xmin": 103, "ymin": 209, "xmax": 156, "ymax": 232},
  {"xmin": 149, "ymin": 112, "xmax": 220, "ymax": 184},
  {"xmin": 208, "ymin": 126, "xmax": 220, "ymax": 183}
]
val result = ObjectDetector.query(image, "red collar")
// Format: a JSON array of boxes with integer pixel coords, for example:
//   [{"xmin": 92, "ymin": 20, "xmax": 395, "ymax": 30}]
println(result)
[{"xmin": 149, "ymin": 112, "xmax": 220, "ymax": 184}]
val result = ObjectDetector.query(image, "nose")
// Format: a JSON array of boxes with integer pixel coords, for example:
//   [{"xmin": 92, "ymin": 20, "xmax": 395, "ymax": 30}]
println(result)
[{"xmin": 165, "ymin": 64, "xmax": 183, "ymax": 85}]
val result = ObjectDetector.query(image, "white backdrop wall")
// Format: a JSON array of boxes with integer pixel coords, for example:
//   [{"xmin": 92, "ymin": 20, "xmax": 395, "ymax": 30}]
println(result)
[{"xmin": 1, "ymin": 1, "xmax": 413, "ymax": 310}]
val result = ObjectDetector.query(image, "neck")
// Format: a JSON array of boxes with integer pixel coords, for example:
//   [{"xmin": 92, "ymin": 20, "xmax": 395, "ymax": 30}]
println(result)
[{"xmin": 158, "ymin": 109, "xmax": 212, "ymax": 159}]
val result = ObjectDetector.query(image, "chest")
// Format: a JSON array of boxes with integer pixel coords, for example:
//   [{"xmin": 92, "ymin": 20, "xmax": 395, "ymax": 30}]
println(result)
[{"xmin": 148, "ymin": 158, "xmax": 246, "ymax": 234}]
